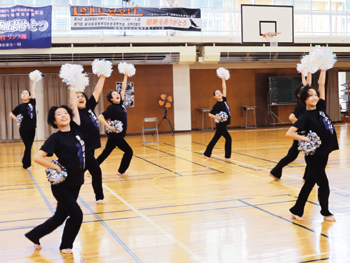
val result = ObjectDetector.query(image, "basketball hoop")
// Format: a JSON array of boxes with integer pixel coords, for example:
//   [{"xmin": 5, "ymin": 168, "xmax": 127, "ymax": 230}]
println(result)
[{"xmin": 263, "ymin": 32, "xmax": 281, "ymax": 47}]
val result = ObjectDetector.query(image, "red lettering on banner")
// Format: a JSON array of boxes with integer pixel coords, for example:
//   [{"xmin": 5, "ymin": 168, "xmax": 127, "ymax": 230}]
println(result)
[{"xmin": 107, "ymin": 9, "xmax": 117, "ymax": 15}]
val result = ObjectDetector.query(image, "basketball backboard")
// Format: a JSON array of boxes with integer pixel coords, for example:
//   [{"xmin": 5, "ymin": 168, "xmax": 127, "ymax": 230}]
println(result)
[{"xmin": 241, "ymin": 4, "xmax": 294, "ymax": 44}]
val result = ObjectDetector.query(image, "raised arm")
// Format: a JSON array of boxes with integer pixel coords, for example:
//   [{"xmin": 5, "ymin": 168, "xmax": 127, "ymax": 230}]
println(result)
[
  {"xmin": 222, "ymin": 78, "xmax": 227, "ymax": 97},
  {"xmin": 306, "ymin": 72, "xmax": 312, "ymax": 86},
  {"xmin": 31, "ymin": 81, "xmax": 36, "ymax": 99},
  {"xmin": 68, "ymin": 88, "xmax": 80, "ymax": 125},
  {"xmin": 121, "ymin": 74, "xmax": 128, "ymax": 101},
  {"xmin": 318, "ymin": 70, "xmax": 326, "ymax": 100},
  {"xmin": 34, "ymin": 150, "xmax": 62, "ymax": 172},
  {"xmin": 92, "ymin": 75, "xmax": 106, "ymax": 102},
  {"xmin": 301, "ymin": 73, "xmax": 307, "ymax": 87},
  {"xmin": 98, "ymin": 114, "xmax": 115, "ymax": 131}
]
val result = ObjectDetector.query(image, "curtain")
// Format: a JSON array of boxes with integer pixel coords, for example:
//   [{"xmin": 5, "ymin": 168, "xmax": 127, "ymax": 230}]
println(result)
[
  {"xmin": 0, "ymin": 75, "xmax": 29, "ymax": 141},
  {"xmin": 43, "ymin": 74, "xmax": 105, "ymax": 138},
  {"xmin": 326, "ymin": 68, "xmax": 341, "ymax": 122}
]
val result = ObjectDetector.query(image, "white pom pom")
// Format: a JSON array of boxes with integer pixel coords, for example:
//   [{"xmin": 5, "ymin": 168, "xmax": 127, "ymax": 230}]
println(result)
[
  {"xmin": 309, "ymin": 45, "xmax": 337, "ymax": 70},
  {"xmin": 299, "ymin": 55, "xmax": 318, "ymax": 74},
  {"xmin": 92, "ymin": 59, "xmax": 113, "ymax": 77},
  {"xmin": 296, "ymin": 62, "xmax": 308, "ymax": 77},
  {"xmin": 59, "ymin": 64, "xmax": 84, "ymax": 86},
  {"xmin": 29, "ymin": 70, "xmax": 42, "ymax": 82},
  {"xmin": 118, "ymin": 62, "xmax": 136, "ymax": 77},
  {"xmin": 71, "ymin": 73, "xmax": 89, "ymax": 92},
  {"xmin": 216, "ymin": 67, "xmax": 230, "ymax": 80}
]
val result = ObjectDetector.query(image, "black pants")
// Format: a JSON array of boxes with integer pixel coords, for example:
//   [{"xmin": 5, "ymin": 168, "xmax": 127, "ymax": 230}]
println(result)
[
  {"xmin": 25, "ymin": 185, "xmax": 83, "ymax": 250},
  {"xmin": 290, "ymin": 154, "xmax": 332, "ymax": 217},
  {"xmin": 19, "ymin": 128, "xmax": 35, "ymax": 169},
  {"xmin": 203, "ymin": 126, "xmax": 232, "ymax": 158},
  {"xmin": 270, "ymin": 140, "xmax": 308, "ymax": 180},
  {"xmin": 85, "ymin": 150, "xmax": 104, "ymax": 201},
  {"xmin": 97, "ymin": 136, "xmax": 133, "ymax": 174}
]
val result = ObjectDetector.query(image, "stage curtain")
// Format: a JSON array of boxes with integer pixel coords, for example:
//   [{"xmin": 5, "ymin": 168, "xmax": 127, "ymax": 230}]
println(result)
[{"xmin": 0, "ymin": 75, "xmax": 29, "ymax": 141}]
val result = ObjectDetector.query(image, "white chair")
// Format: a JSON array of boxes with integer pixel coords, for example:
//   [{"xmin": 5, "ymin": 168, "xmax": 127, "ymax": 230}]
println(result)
[{"xmin": 141, "ymin": 117, "xmax": 159, "ymax": 144}]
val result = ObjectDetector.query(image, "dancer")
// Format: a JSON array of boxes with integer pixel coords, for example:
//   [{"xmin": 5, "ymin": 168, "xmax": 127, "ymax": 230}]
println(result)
[
  {"xmin": 97, "ymin": 73, "xmax": 133, "ymax": 175},
  {"xmin": 286, "ymin": 70, "xmax": 338, "ymax": 221},
  {"xmin": 203, "ymin": 77, "xmax": 232, "ymax": 159},
  {"xmin": 25, "ymin": 89, "xmax": 85, "ymax": 253},
  {"xmin": 77, "ymin": 74, "xmax": 106, "ymax": 204},
  {"xmin": 9, "ymin": 81, "xmax": 37, "ymax": 169},
  {"xmin": 269, "ymin": 73, "xmax": 311, "ymax": 181}
]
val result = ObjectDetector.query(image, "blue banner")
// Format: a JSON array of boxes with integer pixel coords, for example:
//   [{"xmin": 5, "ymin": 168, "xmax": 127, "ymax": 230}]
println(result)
[{"xmin": 0, "ymin": 5, "xmax": 51, "ymax": 49}]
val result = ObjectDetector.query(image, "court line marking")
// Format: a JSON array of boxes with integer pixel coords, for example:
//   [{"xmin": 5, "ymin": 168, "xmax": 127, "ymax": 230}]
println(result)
[
  {"xmin": 157, "ymin": 144, "xmax": 350, "ymax": 215},
  {"xmin": 192, "ymin": 141, "xmax": 293, "ymax": 165},
  {"xmin": 77, "ymin": 196, "xmax": 142, "ymax": 263},
  {"xmin": 18, "ymin": 154, "xmax": 139, "ymax": 262},
  {"xmin": 102, "ymin": 183, "xmax": 207, "ymax": 263},
  {"xmin": 143, "ymin": 145, "xmax": 224, "ymax": 173},
  {"xmin": 239, "ymin": 199, "xmax": 329, "ymax": 238},
  {"xmin": 0, "ymin": 199, "xmax": 297, "ymax": 232},
  {"xmin": 17, "ymin": 154, "xmax": 88, "ymax": 263},
  {"xmin": 299, "ymin": 258, "xmax": 329, "ymax": 262}
]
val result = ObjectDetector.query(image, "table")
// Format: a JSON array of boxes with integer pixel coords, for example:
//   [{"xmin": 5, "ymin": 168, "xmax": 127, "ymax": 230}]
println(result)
[
  {"xmin": 196, "ymin": 108, "xmax": 214, "ymax": 130},
  {"xmin": 240, "ymin": 105, "xmax": 257, "ymax": 128}
]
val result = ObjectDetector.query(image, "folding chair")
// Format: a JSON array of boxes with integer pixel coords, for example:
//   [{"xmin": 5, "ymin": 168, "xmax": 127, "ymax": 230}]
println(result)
[{"xmin": 141, "ymin": 117, "xmax": 159, "ymax": 144}]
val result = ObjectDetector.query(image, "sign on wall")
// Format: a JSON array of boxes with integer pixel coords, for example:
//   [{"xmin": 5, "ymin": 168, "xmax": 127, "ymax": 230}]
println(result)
[
  {"xmin": 116, "ymin": 81, "xmax": 134, "ymax": 107},
  {"xmin": 0, "ymin": 5, "xmax": 52, "ymax": 49},
  {"xmin": 70, "ymin": 6, "xmax": 201, "ymax": 31}
]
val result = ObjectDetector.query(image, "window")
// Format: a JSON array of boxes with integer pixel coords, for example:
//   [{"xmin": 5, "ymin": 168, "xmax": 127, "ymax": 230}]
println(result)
[
  {"xmin": 294, "ymin": 14, "xmax": 311, "ymax": 35},
  {"xmin": 54, "ymin": 0, "xmax": 70, "ymax": 4},
  {"xmin": 37, "ymin": 0, "xmax": 52, "ymax": 4},
  {"xmin": 331, "ymin": 0, "xmax": 345, "ymax": 11},
  {"xmin": 235, "ymin": 0, "xmax": 253, "ymax": 10},
  {"xmin": 149, "ymin": 0, "xmax": 160, "ymax": 6},
  {"xmin": 312, "ymin": 0, "xmax": 329, "ymax": 11},
  {"xmin": 255, "ymin": 0, "xmax": 273, "ymax": 5},
  {"xmin": 214, "ymin": 0, "xmax": 223, "ymax": 7},
  {"xmin": 194, "ymin": 0, "xmax": 209, "ymax": 7},
  {"xmin": 274, "ymin": 0, "xmax": 293, "ymax": 5},
  {"xmin": 313, "ymin": 15, "xmax": 329, "ymax": 35},
  {"xmin": 294, "ymin": 0, "xmax": 311, "ymax": 10}
]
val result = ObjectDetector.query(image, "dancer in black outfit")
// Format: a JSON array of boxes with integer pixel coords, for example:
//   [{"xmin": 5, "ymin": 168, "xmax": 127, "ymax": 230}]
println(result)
[
  {"xmin": 269, "ymin": 73, "xmax": 312, "ymax": 181},
  {"xmin": 97, "ymin": 73, "xmax": 133, "ymax": 175},
  {"xmin": 25, "ymin": 89, "xmax": 85, "ymax": 254},
  {"xmin": 9, "ymin": 82, "xmax": 37, "ymax": 169},
  {"xmin": 203, "ymin": 77, "xmax": 232, "ymax": 159},
  {"xmin": 286, "ymin": 70, "xmax": 338, "ymax": 221},
  {"xmin": 77, "ymin": 74, "xmax": 106, "ymax": 204}
]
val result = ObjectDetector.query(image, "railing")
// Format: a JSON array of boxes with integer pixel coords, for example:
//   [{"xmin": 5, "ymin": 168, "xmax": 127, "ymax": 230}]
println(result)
[{"xmin": 2, "ymin": 4, "xmax": 350, "ymax": 38}]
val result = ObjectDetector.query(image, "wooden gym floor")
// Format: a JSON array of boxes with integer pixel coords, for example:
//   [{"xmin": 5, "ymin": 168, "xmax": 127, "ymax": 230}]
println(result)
[{"xmin": 1, "ymin": 124, "xmax": 350, "ymax": 263}]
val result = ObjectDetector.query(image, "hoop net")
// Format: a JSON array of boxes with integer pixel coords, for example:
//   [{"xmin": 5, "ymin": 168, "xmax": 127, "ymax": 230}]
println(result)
[{"xmin": 263, "ymin": 32, "xmax": 280, "ymax": 47}]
